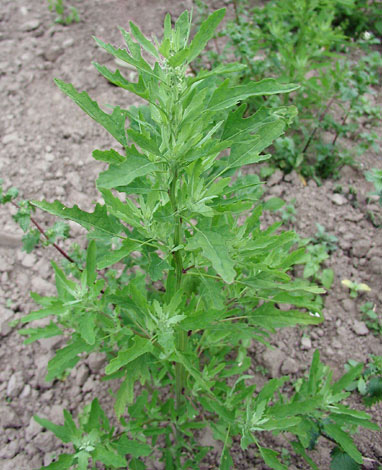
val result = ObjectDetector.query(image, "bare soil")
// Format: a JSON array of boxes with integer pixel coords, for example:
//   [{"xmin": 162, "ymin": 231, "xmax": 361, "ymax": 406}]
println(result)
[{"xmin": 0, "ymin": 1, "xmax": 381, "ymax": 469}]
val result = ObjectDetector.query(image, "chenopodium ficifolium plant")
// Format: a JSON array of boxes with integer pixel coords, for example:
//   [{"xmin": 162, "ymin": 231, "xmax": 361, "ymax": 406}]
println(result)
[{"xmin": 21, "ymin": 9, "xmax": 377, "ymax": 470}]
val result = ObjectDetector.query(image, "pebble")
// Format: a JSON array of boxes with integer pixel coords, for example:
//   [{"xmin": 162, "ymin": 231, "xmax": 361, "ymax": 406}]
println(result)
[
  {"xmin": 330, "ymin": 193, "xmax": 347, "ymax": 206},
  {"xmin": 0, "ymin": 440, "xmax": 20, "ymax": 459},
  {"xmin": 300, "ymin": 336, "xmax": 312, "ymax": 350},
  {"xmin": 341, "ymin": 298, "xmax": 356, "ymax": 315},
  {"xmin": 82, "ymin": 376, "xmax": 97, "ymax": 393},
  {"xmin": 75, "ymin": 363, "xmax": 90, "ymax": 387},
  {"xmin": 6, "ymin": 371, "xmax": 25, "ymax": 397},
  {"xmin": 352, "ymin": 239, "xmax": 371, "ymax": 258},
  {"xmin": 267, "ymin": 169, "xmax": 283, "ymax": 186},
  {"xmin": 32, "ymin": 431, "xmax": 57, "ymax": 452},
  {"xmin": 43, "ymin": 46, "xmax": 64, "ymax": 62},
  {"xmin": 0, "ymin": 308, "xmax": 14, "ymax": 336},
  {"xmin": 0, "ymin": 405, "xmax": 22, "ymax": 428},
  {"xmin": 25, "ymin": 417, "xmax": 43, "ymax": 441},
  {"xmin": 21, "ymin": 253, "xmax": 36, "ymax": 268},
  {"xmin": 87, "ymin": 352, "xmax": 107, "ymax": 373},
  {"xmin": 281, "ymin": 357, "xmax": 299, "ymax": 374},
  {"xmin": 369, "ymin": 256, "xmax": 382, "ymax": 275},
  {"xmin": 352, "ymin": 320, "xmax": 369, "ymax": 336},
  {"xmin": 20, "ymin": 19, "xmax": 41, "ymax": 32},
  {"xmin": 0, "ymin": 232, "xmax": 21, "ymax": 248},
  {"xmin": 262, "ymin": 348, "xmax": 284, "ymax": 378}
]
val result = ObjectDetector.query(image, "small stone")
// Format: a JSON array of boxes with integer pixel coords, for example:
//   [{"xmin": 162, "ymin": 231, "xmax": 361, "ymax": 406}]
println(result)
[
  {"xmin": 330, "ymin": 194, "xmax": 347, "ymax": 206},
  {"xmin": 301, "ymin": 336, "xmax": 312, "ymax": 350},
  {"xmin": 32, "ymin": 432, "xmax": 57, "ymax": 452},
  {"xmin": 0, "ymin": 440, "xmax": 20, "ymax": 459},
  {"xmin": 82, "ymin": 376, "xmax": 96, "ymax": 393},
  {"xmin": 267, "ymin": 169, "xmax": 283, "ymax": 186},
  {"xmin": 63, "ymin": 37, "xmax": 75, "ymax": 48},
  {"xmin": 20, "ymin": 384, "xmax": 31, "ymax": 398},
  {"xmin": 7, "ymin": 371, "xmax": 25, "ymax": 397},
  {"xmin": 75, "ymin": 364, "xmax": 90, "ymax": 387},
  {"xmin": 0, "ymin": 307, "xmax": 14, "ymax": 336},
  {"xmin": 21, "ymin": 19, "xmax": 41, "ymax": 32},
  {"xmin": 25, "ymin": 417, "xmax": 43, "ymax": 441},
  {"xmin": 21, "ymin": 253, "xmax": 36, "ymax": 268},
  {"xmin": 0, "ymin": 232, "xmax": 21, "ymax": 248},
  {"xmin": 281, "ymin": 357, "xmax": 299, "ymax": 374},
  {"xmin": 87, "ymin": 352, "xmax": 107, "ymax": 374},
  {"xmin": 2, "ymin": 132, "xmax": 20, "ymax": 145},
  {"xmin": 0, "ymin": 405, "xmax": 22, "ymax": 428},
  {"xmin": 43, "ymin": 46, "xmax": 64, "ymax": 62},
  {"xmin": 341, "ymin": 298, "xmax": 356, "ymax": 315},
  {"xmin": 262, "ymin": 348, "xmax": 284, "ymax": 378},
  {"xmin": 352, "ymin": 320, "xmax": 369, "ymax": 336},
  {"xmin": 332, "ymin": 339, "xmax": 342, "ymax": 349},
  {"xmin": 369, "ymin": 256, "xmax": 382, "ymax": 275},
  {"xmin": 31, "ymin": 276, "xmax": 56, "ymax": 295},
  {"xmin": 352, "ymin": 239, "xmax": 371, "ymax": 258}
]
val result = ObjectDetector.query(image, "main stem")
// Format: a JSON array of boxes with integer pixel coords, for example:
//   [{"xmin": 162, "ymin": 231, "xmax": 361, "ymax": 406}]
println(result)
[{"xmin": 169, "ymin": 170, "xmax": 186, "ymax": 412}]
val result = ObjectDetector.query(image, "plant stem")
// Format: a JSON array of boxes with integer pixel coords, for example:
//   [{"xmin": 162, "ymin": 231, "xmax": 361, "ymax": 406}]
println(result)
[
  {"xmin": 301, "ymin": 97, "xmax": 335, "ymax": 154},
  {"xmin": 169, "ymin": 171, "xmax": 187, "ymax": 412}
]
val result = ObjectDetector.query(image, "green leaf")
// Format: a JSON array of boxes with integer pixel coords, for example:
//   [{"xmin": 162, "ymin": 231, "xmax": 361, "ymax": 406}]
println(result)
[
  {"xmin": 19, "ymin": 322, "xmax": 62, "ymax": 344},
  {"xmin": 79, "ymin": 312, "xmax": 96, "ymax": 345},
  {"xmin": 105, "ymin": 337, "xmax": 154, "ymax": 375},
  {"xmin": 250, "ymin": 304, "xmax": 322, "ymax": 328},
  {"xmin": 34, "ymin": 415, "xmax": 73, "ymax": 443},
  {"xmin": 93, "ymin": 446, "xmax": 127, "ymax": 468},
  {"xmin": 208, "ymin": 79, "xmax": 299, "ymax": 112},
  {"xmin": 54, "ymin": 79, "xmax": 127, "ymax": 146},
  {"xmin": 31, "ymin": 201, "xmax": 123, "ymax": 237},
  {"xmin": 46, "ymin": 336, "xmax": 94, "ymax": 381},
  {"xmin": 129, "ymin": 21, "xmax": 159, "ymax": 59},
  {"xmin": 319, "ymin": 268, "xmax": 334, "ymax": 289},
  {"xmin": 22, "ymin": 230, "xmax": 40, "ymax": 253},
  {"xmin": 187, "ymin": 9, "xmax": 226, "ymax": 63},
  {"xmin": 148, "ymin": 253, "xmax": 171, "ymax": 281},
  {"xmin": 185, "ymin": 229, "xmax": 235, "ymax": 284},
  {"xmin": 114, "ymin": 376, "xmax": 132, "ymax": 419},
  {"xmin": 264, "ymin": 197, "xmax": 285, "ymax": 211},
  {"xmin": 97, "ymin": 157, "xmax": 157, "ymax": 190},
  {"xmin": 114, "ymin": 435, "xmax": 152, "ymax": 458},
  {"xmin": 77, "ymin": 451, "xmax": 90, "ymax": 470},
  {"xmin": 259, "ymin": 446, "xmax": 288, "ymax": 470},
  {"xmin": 86, "ymin": 240, "xmax": 97, "ymax": 286},
  {"xmin": 21, "ymin": 303, "xmax": 67, "ymax": 323},
  {"xmin": 330, "ymin": 447, "xmax": 361, "ymax": 470},
  {"xmin": 39, "ymin": 454, "xmax": 74, "ymax": 469},
  {"xmin": 92, "ymin": 148, "xmax": 125, "ymax": 164},
  {"xmin": 219, "ymin": 447, "xmax": 233, "ymax": 470},
  {"xmin": 332, "ymin": 363, "xmax": 364, "ymax": 395},
  {"xmin": 323, "ymin": 423, "xmax": 363, "ymax": 464},
  {"xmin": 97, "ymin": 239, "xmax": 140, "ymax": 269},
  {"xmin": 290, "ymin": 441, "xmax": 319, "ymax": 470}
]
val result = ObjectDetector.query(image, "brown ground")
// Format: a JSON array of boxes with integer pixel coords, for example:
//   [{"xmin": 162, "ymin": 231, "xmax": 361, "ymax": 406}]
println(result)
[{"xmin": 0, "ymin": 1, "xmax": 381, "ymax": 469}]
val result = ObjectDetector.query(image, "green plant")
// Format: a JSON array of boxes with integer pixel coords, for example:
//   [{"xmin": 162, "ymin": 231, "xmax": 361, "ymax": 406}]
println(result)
[
  {"xmin": 360, "ymin": 302, "xmax": 382, "ymax": 335},
  {"xmin": 346, "ymin": 355, "xmax": 382, "ymax": 406},
  {"xmin": 365, "ymin": 168, "xmax": 382, "ymax": 205},
  {"xmin": 279, "ymin": 198, "xmax": 297, "ymax": 225},
  {"xmin": 196, "ymin": 0, "xmax": 382, "ymax": 181},
  {"xmin": 13, "ymin": 9, "xmax": 377, "ymax": 469},
  {"xmin": 342, "ymin": 279, "xmax": 371, "ymax": 298},
  {"xmin": 312, "ymin": 223, "xmax": 338, "ymax": 253},
  {"xmin": 48, "ymin": 0, "xmax": 79, "ymax": 25}
]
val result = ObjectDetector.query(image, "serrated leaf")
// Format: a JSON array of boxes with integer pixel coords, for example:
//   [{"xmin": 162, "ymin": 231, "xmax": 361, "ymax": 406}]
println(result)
[
  {"xmin": 92, "ymin": 148, "xmax": 125, "ymax": 164},
  {"xmin": 323, "ymin": 423, "xmax": 363, "ymax": 464},
  {"xmin": 32, "ymin": 200, "xmax": 123, "ymax": 237},
  {"xmin": 185, "ymin": 229, "xmax": 235, "ymax": 284},
  {"xmin": 330, "ymin": 447, "xmax": 361, "ymax": 470},
  {"xmin": 129, "ymin": 21, "xmax": 159, "ymax": 59},
  {"xmin": 114, "ymin": 435, "xmax": 152, "ymax": 458},
  {"xmin": 259, "ymin": 447, "xmax": 288, "ymax": 470},
  {"xmin": 97, "ymin": 157, "xmax": 157, "ymax": 190},
  {"xmin": 93, "ymin": 446, "xmax": 127, "ymax": 468},
  {"xmin": 105, "ymin": 337, "xmax": 153, "ymax": 375},
  {"xmin": 208, "ymin": 79, "xmax": 299, "ymax": 112},
  {"xmin": 34, "ymin": 415, "xmax": 73, "ymax": 443},
  {"xmin": 219, "ymin": 447, "xmax": 233, "ymax": 470},
  {"xmin": 19, "ymin": 322, "xmax": 62, "ymax": 344},
  {"xmin": 46, "ymin": 336, "xmax": 94, "ymax": 381},
  {"xmin": 54, "ymin": 79, "xmax": 127, "ymax": 146},
  {"xmin": 39, "ymin": 453, "xmax": 74, "ymax": 469},
  {"xmin": 187, "ymin": 9, "xmax": 226, "ymax": 63},
  {"xmin": 79, "ymin": 312, "xmax": 96, "ymax": 345}
]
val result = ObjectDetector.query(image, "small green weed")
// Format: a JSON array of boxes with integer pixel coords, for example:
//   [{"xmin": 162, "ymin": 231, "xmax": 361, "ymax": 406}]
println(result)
[
  {"xmin": 360, "ymin": 302, "xmax": 382, "ymax": 335},
  {"xmin": 48, "ymin": 0, "xmax": 79, "ymax": 25}
]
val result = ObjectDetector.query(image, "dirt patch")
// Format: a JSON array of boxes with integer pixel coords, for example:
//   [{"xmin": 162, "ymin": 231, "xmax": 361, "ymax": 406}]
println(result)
[{"xmin": 0, "ymin": 1, "xmax": 381, "ymax": 468}]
